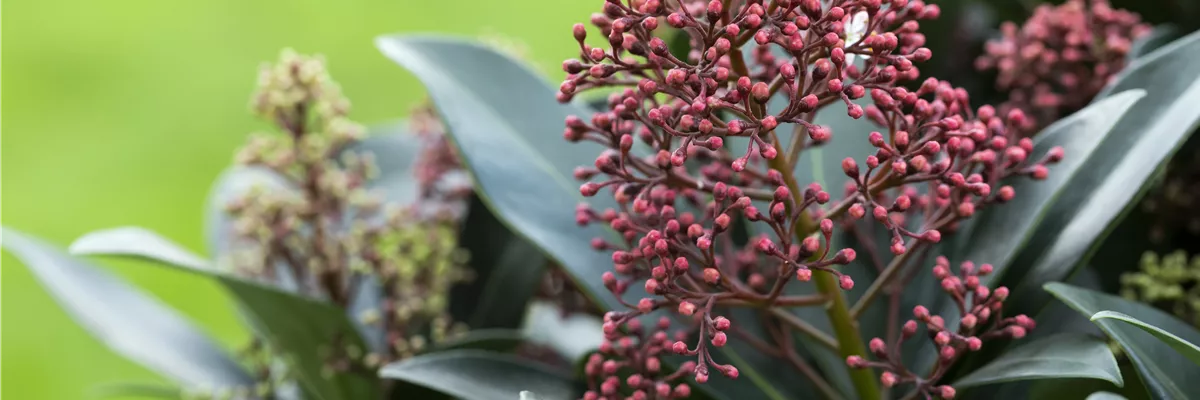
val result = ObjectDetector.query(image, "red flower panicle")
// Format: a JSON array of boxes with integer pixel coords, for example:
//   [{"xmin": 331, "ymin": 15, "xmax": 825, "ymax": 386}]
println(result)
[
  {"xmin": 560, "ymin": 0, "xmax": 1059, "ymax": 396},
  {"xmin": 975, "ymin": 0, "xmax": 1149, "ymax": 133}
]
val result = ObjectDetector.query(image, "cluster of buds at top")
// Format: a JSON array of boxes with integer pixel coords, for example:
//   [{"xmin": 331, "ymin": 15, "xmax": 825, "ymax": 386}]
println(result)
[
  {"xmin": 561, "ymin": 0, "xmax": 1057, "ymax": 391},
  {"xmin": 847, "ymin": 257, "xmax": 1036, "ymax": 398},
  {"xmin": 227, "ymin": 49, "xmax": 471, "ymax": 369},
  {"xmin": 583, "ymin": 315, "xmax": 696, "ymax": 399},
  {"xmin": 975, "ymin": 0, "xmax": 1149, "ymax": 133}
]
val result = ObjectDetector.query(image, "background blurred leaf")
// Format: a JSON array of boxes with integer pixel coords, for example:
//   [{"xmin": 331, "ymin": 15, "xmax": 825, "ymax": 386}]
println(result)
[
  {"xmin": 375, "ymin": 35, "xmax": 621, "ymax": 310},
  {"xmin": 1046, "ymin": 282, "xmax": 1200, "ymax": 399},
  {"xmin": 380, "ymin": 349, "xmax": 577, "ymax": 400},
  {"xmin": 426, "ymin": 329, "xmax": 526, "ymax": 353},
  {"xmin": 1, "ymin": 227, "xmax": 254, "ymax": 389},
  {"xmin": 1091, "ymin": 311, "xmax": 1200, "ymax": 366},
  {"xmin": 69, "ymin": 227, "xmax": 379, "ymax": 400},
  {"xmin": 953, "ymin": 333, "xmax": 1123, "ymax": 389},
  {"xmin": 454, "ymin": 195, "xmax": 547, "ymax": 329}
]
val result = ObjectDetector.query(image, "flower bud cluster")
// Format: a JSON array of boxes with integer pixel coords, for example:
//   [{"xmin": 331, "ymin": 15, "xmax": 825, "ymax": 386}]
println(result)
[
  {"xmin": 847, "ymin": 257, "xmax": 1035, "ymax": 398},
  {"xmin": 226, "ymin": 50, "xmax": 471, "ymax": 371},
  {"xmin": 583, "ymin": 315, "xmax": 696, "ymax": 400},
  {"xmin": 561, "ymin": 0, "xmax": 1057, "ymax": 388},
  {"xmin": 975, "ymin": 0, "xmax": 1149, "ymax": 133}
]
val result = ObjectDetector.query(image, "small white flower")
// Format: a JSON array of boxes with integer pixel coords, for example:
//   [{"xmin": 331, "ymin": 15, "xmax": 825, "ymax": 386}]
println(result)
[{"xmin": 843, "ymin": 11, "xmax": 871, "ymax": 64}]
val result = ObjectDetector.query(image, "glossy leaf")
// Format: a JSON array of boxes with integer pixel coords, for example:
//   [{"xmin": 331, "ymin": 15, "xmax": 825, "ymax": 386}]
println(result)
[
  {"xmin": 1, "ymin": 227, "xmax": 253, "ymax": 389},
  {"xmin": 68, "ymin": 227, "xmax": 379, "ymax": 400},
  {"xmin": 380, "ymin": 349, "xmax": 576, "ymax": 400},
  {"xmin": 947, "ymin": 90, "xmax": 1145, "ymax": 285},
  {"xmin": 1091, "ymin": 311, "xmax": 1200, "ymax": 366},
  {"xmin": 953, "ymin": 333, "xmax": 1123, "ymax": 388},
  {"xmin": 1005, "ymin": 31, "xmax": 1200, "ymax": 314},
  {"xmin": 455, "ymin": 195, "xmax": 546, "ymax": 329},
  {"xmin": 376, "ymin": 35, "xmax": 621, "ymax": 311},
  {"xmin": 1046, "ymin": 282, "xmax": 1200, "ymax": 399}
]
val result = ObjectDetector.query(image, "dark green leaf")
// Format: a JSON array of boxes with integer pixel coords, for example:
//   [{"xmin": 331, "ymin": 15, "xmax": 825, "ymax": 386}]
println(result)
[
  {"xmin": 380, "ymin": 349, "xmax": 577, "ymax": 400},
  {"xmin": 68, "ymin": 228, "xmax": 380, "ymax": 400},
  {"xmin": 455, "ymin": 195, "xmax": 546, "ymax": 329},
  {"xmin": 1, "ymin": 227, "xmax": 253, "ymax": 389},
  {"xmin": 1004, "ymin": 31, "xmax": 1200, "ymax": 314},
  {"xmin": 375, "ymin": 35, "xmax": 621, "ymax": 311},
  {"xmin": 1091, "ymin": 311, "xmax": 1200, "ymax": 366},
  {"xmin": 953, "ymin": 333, "xmax": 1123, "ymax": 389},
  {"xmin": 1045, "ymin": 282, "xmax": 1200, "ymax": 399},
  {"xmin": 947, "ymin": 90, "xmax": 1146, "ymax": 286}
]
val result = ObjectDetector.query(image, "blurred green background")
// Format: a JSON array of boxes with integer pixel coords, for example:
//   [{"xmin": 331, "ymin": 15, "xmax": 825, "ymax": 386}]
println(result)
[{"xmin": 0, "ymin": 0, "xmax": 594, "ymax": 398}]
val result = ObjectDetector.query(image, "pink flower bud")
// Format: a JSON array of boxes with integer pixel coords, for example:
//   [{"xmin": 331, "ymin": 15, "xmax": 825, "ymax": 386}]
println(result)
[
  {"xmin": 870, "ymin": 371, "xmax": 893, "ymax": 388},
  {"xmin": 842, "ymin": 157, "xmax": 860, "ymax": 177},
  {"xmin": 711, "ymin": 331, "xmax": 727, "ymax": 347},
  {"xmin": 939, "ymin": 386, "xmax": 957, "ymax": 399},
  {"xmin": 849, "ymin": 203, "xmax": 866, "ymax": 219},
  {"xmin": 940, "ymin": 345, "xmax": 956, "ymax": 361},
  {"xmin": 796, "ymin": 268, "xmax": 813, "ymax": 281},
  {"xmin": 672, "ymin": 341, "xmax": 688, "ymax": 354},
  {"xmin": 914, "ymin": 305, "xmax": 931, "ymax": 320},
  {"xmin": 966, "ymin": 337, "xmax": 982, "ymax": 351},
  {"xmin": 703, "ymin": 268, "xmax": 721, "ymax": 284},
  {"xmin": 870, "ymin": 338, "xmax": 886, "ymax": 354},
  {"xmin": 839, "ymin": 275, "xmax": 855, "ymax": 290},
  {"xmin": 903, "ymin": 320, "xmax": 918, "ymax": 338},
  {"xmin": 678, "ymin": 301, "xmax": 696, "ymax": 316},
  {"xmin": 645, "ymin": 279, "xmax": 660, "ymax": 293},
  {"xmin": 706, "ymin": 316, "xmax": 729, "ymax": 332}
]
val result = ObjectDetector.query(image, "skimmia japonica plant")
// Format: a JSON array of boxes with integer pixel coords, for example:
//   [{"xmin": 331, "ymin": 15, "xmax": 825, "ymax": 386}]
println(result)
[{"xmin": 9, "ymin": 1, "xmax": 1200, "ymax": 400}]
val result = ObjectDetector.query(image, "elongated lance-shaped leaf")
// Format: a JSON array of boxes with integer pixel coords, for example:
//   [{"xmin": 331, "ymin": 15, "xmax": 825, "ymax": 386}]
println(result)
[
  {"xmin": 1, "ymin": 227, "xmax": 254, "ymax": 390},
  {"xmin": 1091, "ymin": 311, "xmax": 1200, "ymax": 366},
  {"xmin": 1004, "ymin": 31, "xmax": 1200, "ymax": 314},
  {"xmin": 380, "ymin": 350, "xmax": 577, "ymax": 400},
  {"xmin": 1046, "ymin": 282, "xmax": 1200, "ymax": 400},
  {"xmin": 945, "ymin": 90, "xmax": 1146, "ymax": 286},
  {"xmin": 69, "ymin": 227, "xmax": 380, "ymax": 400},
  {"xmin": 953, "ymin": 333, "xmax": 1123, "ymax": 389},
  {"xmin": 376, "ymin": 34, "xmax": 800, "ymax": 400}
]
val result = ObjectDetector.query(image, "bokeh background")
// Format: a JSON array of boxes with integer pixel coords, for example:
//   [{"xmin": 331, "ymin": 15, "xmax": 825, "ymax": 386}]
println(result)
[{"xmin": 1, "ymin": 1, "xmax": 596, "ymax": 398}]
